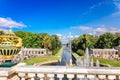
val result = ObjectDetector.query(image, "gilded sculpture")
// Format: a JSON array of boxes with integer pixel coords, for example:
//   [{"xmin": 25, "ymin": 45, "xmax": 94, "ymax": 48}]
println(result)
[{"xmin": 0, "ymin": 29, "xmax": 22, "ymax": 61}]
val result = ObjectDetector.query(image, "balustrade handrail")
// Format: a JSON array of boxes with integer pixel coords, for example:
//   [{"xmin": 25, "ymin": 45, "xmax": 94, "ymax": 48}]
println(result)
[{"xmin": 16, "ymin": 66, "xmax": 120, "ymax": 75}]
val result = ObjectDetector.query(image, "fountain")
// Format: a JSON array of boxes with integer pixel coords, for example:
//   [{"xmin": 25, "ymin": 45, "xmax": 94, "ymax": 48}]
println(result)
[
  {"xmin": 96, "ymin": 59, "xmax": 100, "ymax": 67},
  {"xmin": 84, "ymin": 48, "xmax": 90, "ymax": 67},
  {"xmin": 0, "ymin": 29, "xmax": 22, "ymax": 67},
  {"xmin": 76, "ymin": 48, "xmax": 99, "ymax": 67}
]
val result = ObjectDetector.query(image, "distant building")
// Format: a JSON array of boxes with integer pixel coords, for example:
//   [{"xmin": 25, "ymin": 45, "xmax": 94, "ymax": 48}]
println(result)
[
  {"xmin": 20, "ymin": 47, "xmax": 47, "ymax": 56},
  {"xmin": 91, "ymin": 49, "xmax": 118, "ymax": 60}
]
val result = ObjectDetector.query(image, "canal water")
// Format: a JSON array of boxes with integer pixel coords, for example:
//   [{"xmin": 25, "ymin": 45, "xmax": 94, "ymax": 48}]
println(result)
[
  {"xmin": 61, "ymin": 49, "xmax": 70, "ymax": 65},
  {"xmin": 61, "ymin": 48, "xmax": 76, "ymax": 66},
  {"xmin": 41, "ymin": 48, "xmax": 76, "ymax": 66}
]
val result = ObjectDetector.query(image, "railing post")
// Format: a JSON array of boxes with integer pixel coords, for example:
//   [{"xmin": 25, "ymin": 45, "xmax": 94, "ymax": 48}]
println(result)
[
  {"xmin": 18, "ymin": 73, "xmax": 25, "ymax": 80},
  {"xmin": 57, "ymin": 74, "xmax": 64, "ymax": 80},
  {"xmin": 67, "ymin": 74, "xmax": 74, "ymax": 80},
  {"xmin": 28, "ymin": 73, "xmax": 35, "ymax": 80},
  {"xmin": 47, "ymin": 74, "xmax": 54, "ymax": 80}
]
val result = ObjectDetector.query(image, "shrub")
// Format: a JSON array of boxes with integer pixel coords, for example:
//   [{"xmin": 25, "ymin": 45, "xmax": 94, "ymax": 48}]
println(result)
[{"xmin": 76, "ymin": 49, "xmax": 84, "ymax": 56}]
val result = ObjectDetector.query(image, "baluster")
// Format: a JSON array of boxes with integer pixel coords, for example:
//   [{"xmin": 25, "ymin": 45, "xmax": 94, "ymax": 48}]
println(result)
[
  {"xmin": 67, "ymin": 74, "xmax": 74, "ymax": 80},
  {"xmin": 108, "ymin": 75, "xmax": 116, "ymax": 80},
  {"xmin": 87, "ymin": 75, "xmax": 95, "ymax": 80},
  {"xmin": 57, "ymin": 74, "xmax": 64, "ymax": 80},
  {"xmin": 98, "ymin": 75, "xmax": 106, "ymax": 80},
  {"xmin": 77, "ymin": 74, "xmax": 85, "ymax": 80},
  {"xmin": 47, "ymin": 74, "xmax": 54, "ymax": 80},
  {"xmin": 37, "ymin": 73, "xmax": 44, "ymax": 80},
  {"xmin": 18, "ymin": 73, "xmax": 25, "ymax": 80},
  {"xmin": 28, "ymin": 73, "xmax": 35, "ymax": 80}
]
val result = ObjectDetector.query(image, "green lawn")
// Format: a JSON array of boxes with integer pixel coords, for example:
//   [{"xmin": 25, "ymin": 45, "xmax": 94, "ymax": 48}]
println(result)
[
  {"xmin": 72, "ymin": 53, "xmax": 84, "ymax": 59},
  {"xmin": 93, "ymin": 58, "xmax": 120, "ymax": 67},
  {"xmin": 23, "ymin": 47, "xmax": 63, "ymax": 65}
]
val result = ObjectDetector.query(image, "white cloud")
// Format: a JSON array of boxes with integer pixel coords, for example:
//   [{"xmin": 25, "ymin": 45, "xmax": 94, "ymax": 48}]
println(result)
[
  {"xmin": 56, "ymin": 33, "xmax": 79, "ymax": 44},
  {"xmin": 112, "ymin": 2, "xmax": 120, "ymax": 16},
  {"xmin": 0, "ymin": 17, "xmax": 26, "ymax": 31},
  {"xmin": 56, "ymin": 34, "xmax": 62, "ymax": 37},
  {"xmin": 74, "ymin": 35, "xmax": 79, "ymax": 38},
  {"xmin": 71, "ymin": 26, "xmax": 93, "ymax": 33},
  {"xmin": 71, "ymin": 25, "xmax": 120, "ymax": 36}
]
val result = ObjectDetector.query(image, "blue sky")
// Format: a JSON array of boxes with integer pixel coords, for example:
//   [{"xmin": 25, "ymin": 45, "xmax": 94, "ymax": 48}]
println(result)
[{"xmin": 0, "ymin": 0, "xmax": 120, "ymax": 37}]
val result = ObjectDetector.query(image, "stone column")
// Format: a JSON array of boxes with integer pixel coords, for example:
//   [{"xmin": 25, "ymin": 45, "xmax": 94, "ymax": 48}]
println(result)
[
  {"xmin": 37, "ymin": 73, "xmax": 44, "ymax": 80},
  {"xmin": 67, "ymin": 74, "xmax": 74, "ymax": 80},
  {"xmin": 47, "ymin": 74, "xmax": 54, "ymax": 80},
  {"xmin": 77, "ymin": 74, "xmax": 85, "ymax": 80},
  {"xmin": 57, "ymin": 74, "xmax": 64, "ymax": 80},
  {"xmin": 108, "ymin": 75, "xmax": 116, "ymax": 80},
  {"xmin": 18, "ymin": 73, "xmax": 25, "ymax": 80},
  {"xmin": 98, "ymin": 75, "xmax": 106, "ymax": 80},
  {"xmin": 28, "ymin": 73, "xmax": 35, "ymax": 80}
]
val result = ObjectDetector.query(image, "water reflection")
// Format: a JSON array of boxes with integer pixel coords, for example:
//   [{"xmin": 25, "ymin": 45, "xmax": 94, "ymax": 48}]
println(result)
[
  {"xmin": 61, "ymin": 48, "xmax": 76, "ymax": 66},
  {"xmin": 61, "ymin": 49, "xmax": 70, "ymax": 66}
]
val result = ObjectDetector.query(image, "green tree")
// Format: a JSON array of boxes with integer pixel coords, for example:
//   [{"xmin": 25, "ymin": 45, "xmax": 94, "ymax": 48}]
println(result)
[
  {"xmin": 76, "ymin": 49, "xmax": 84, "ymax": 56},
  {"xmin": 15, "ymin": 31, "xmax": 62, "ymax": 55},
  {"xmin": 51, "ymin": 35, "xmax": 62, "ymax": 55},
  {"xmin": 72, "ymin": 34, "xmax": 98, "ymax": 55},
  {"xmin": 113, "ymin": 33, "xmax": 120, "ymax": 47},
  {"xmin": 95, "ymin": 32, "xmax": 114, "ymax": 48},
  {"xmin": 0, "ymin": 30, "xmax": 4, "ymax": 35},
  {"xmin": 42, "ymin": 34, "xmax": 52, "ymax": 50}
]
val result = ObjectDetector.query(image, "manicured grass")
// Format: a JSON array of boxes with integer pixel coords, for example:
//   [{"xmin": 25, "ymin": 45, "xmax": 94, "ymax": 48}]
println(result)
[
  {"xmin": 93, "ymin": 58, "xmax": 120, "ymax": 67},
  {"xmin": 72, "ymin": 53, "xmax": 84, "ymax": 59},
  {"xmin": 23, "ymin": 56, "xmax": 58, "ymax": 65},
  {"xmin": 23, "ymin": 47, "xmax": 63, "ymax": 65}
]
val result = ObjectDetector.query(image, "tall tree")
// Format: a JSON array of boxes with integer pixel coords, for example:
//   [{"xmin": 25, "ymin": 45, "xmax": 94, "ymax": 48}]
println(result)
[
  {"xmin": 95, "ymin": 32, "xmax": 114, "ymax": 48},
  {"xmin": 113, "ymin": 33, "xmax": 120, "ymax": 47}
]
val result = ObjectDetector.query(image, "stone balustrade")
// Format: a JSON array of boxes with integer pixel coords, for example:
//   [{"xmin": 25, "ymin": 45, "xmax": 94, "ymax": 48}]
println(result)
[
  {"xmin": 16, "ymin": 66, "xmax": 120, "ymax": 80},
  {"xmin": 1, "ymin": 65, "xmax": 120, "ymax": 80}
]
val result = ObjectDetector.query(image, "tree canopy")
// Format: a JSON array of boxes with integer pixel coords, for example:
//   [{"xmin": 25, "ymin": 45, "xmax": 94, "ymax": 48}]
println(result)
[
  {"xmin": 14, "ymin": 31, "xmax": 62, "ymax": 55},
  {"xmin": 72, "ymin": 32, "xmax": 120, "ymax": 56},
  {"xmin": 0, "ymin": 30, "xmax": 4, "ymax": 35}
]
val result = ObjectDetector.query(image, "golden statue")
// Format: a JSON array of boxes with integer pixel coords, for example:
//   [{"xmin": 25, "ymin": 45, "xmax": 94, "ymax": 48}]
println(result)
[{"xmin": 0, "ymin": 29, "xmax": 22, "ymax": 61}]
